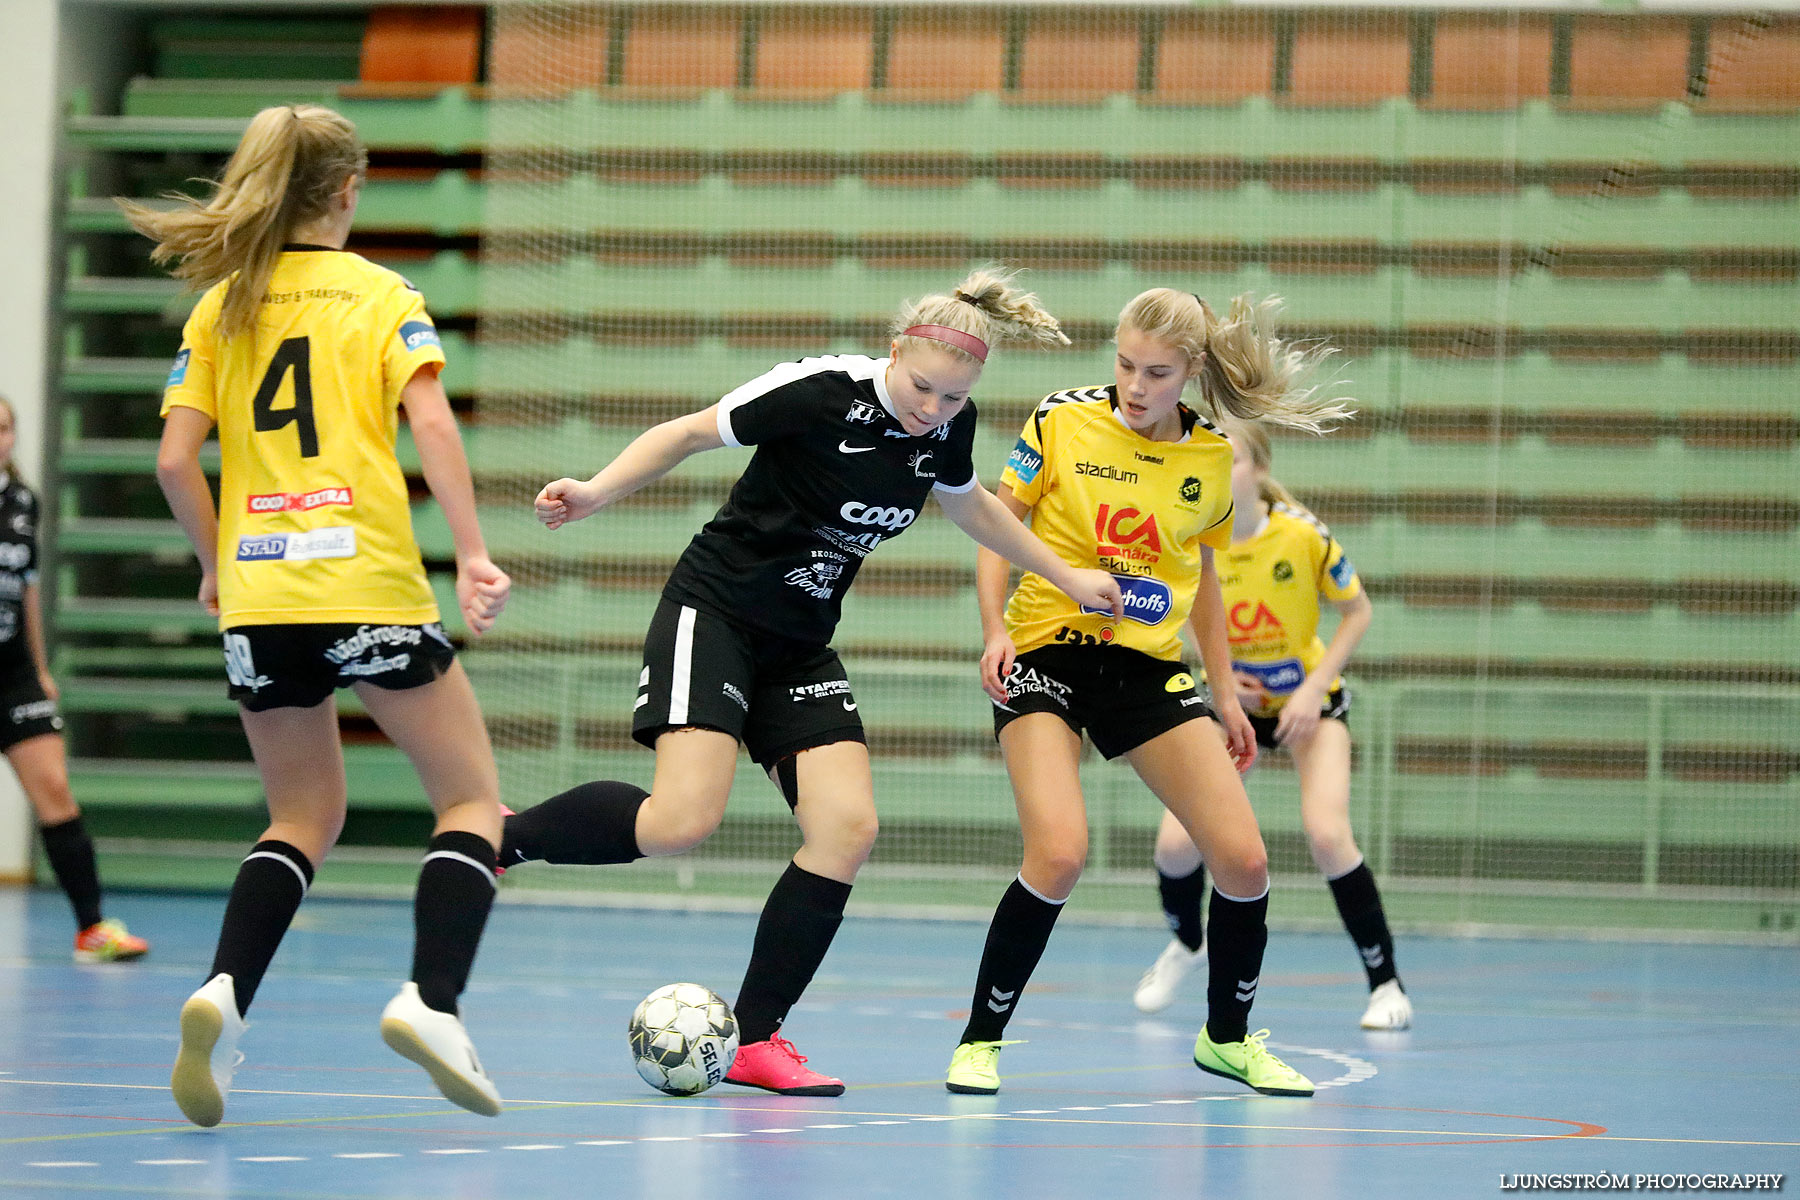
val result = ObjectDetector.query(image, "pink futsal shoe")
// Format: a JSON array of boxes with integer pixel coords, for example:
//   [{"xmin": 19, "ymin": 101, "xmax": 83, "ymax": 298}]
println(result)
[{"xmin": 723, "ymin": 1034, "xmax": 846, "ymax": 1096}]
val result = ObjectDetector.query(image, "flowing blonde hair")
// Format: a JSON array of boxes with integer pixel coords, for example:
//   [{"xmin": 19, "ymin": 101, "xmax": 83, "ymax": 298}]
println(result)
[
  {"xmin": 891, "ymin": 264, "xmax": 1071, "ymax": 363},
  {"xmin": 118, "ymin": 104, "xmax": 367, "ymax": 338},
  {"xmin": 1117, "ymin": 288, "xmax": 1354, "ymax": 435}
]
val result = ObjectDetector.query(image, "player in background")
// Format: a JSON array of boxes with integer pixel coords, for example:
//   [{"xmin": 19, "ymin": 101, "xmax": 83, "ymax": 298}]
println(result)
[
  {"xmin": 0, "ymin": 395, "xmax": 149, "ymax": 963},
  {"xmin": 132, "ymin": 104, "xmax": 510, "ymax": 1125},
  {"xmin": 1132, "ymin": 419, "xmax": 1409, "ymax": 1031},
  {"xmin": 945, "ymin": 290, "xmax": 1350, "ymax": 1098},
  {"xmin": 497, "ymin": 267, "xmax": 1124, "ymax": 1096}
]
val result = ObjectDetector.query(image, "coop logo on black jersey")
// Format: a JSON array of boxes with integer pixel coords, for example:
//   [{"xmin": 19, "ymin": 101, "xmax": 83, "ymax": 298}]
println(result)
[
  {"xmin": 398, "ymin": 320, "xmax": 441, "ymax": 352},
  {"xmin": 1080, "ymin": 575, "xmax": 1174, "ymax": 625},
  {"xmin": 839, "ymin": 502, "xmax": 916, "ymax": 531}
]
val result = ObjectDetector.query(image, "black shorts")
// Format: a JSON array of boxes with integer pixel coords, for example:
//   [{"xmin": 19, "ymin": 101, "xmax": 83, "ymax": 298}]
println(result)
[
  {"xmin": 223, "ymin": 622, "xmax": 457, "ymax": 712},
  {"xmin": 634, "ymin": 598, "xmax": 865, "ymax": 771},
  {"xmin": 992, "ymin": 643, "xmax": 1214, "ymax": 761},
  {"xmin": 1246, "ymin": 685, "xmax": 1351, "ymax": 749},
  {"xmin": 0, "ymin": 660, "xmax": 63, "ymax": 752}
]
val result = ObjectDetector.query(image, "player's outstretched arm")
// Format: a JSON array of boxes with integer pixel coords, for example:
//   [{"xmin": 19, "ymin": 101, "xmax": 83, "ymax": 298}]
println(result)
[
  {"xmin": 937, "ymin": 483, "xmax": 1123, "ymax": 621},
  {"xmin": 155, "ymin": 405, "xmax": 222, "ymax": 616},
  {"xmin": 972, "ymin": 485, "xmax": 1031, "ymax": 703},
  {"xmin": 402, "ymin": 369, "xmax": 510, "ymax": 635},
  {"xmin": 1189, "ymin": 547, "xmax": 1256, "ymax": 771},
  {"xmin": 536, "ymin": 406, "xmax": 726, "ymax": 530}
]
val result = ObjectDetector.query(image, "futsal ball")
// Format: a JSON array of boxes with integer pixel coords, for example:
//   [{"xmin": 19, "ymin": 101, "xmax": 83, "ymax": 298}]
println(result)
[{"xmin": 627, "ymin": 983, "xmax": 739, "ymax": 1096}]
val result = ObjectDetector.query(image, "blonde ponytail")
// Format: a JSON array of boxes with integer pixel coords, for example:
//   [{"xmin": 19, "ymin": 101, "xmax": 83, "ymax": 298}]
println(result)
[
  {"xmin": 118, "ymin": 104, "xmax": 367, "ymax": 338},
  {"xmin": 1117, "ymin": 289, "xmax": 1354, "ymax": 435},
  {"xmin": 892, "ymin": 264, "xmax": 1070, "ymax": 364}
]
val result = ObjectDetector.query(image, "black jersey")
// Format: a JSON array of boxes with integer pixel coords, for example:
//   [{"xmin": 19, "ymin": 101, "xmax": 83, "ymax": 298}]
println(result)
[
  {"xmin": 0, "ymin": 477, "xmax": 41, "ymax": 670},
  {"xmin": 662, "ymin": 354, "xmax": 979, "ymax": 647}
]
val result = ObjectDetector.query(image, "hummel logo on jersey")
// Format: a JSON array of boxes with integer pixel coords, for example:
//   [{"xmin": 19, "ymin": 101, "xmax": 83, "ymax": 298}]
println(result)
[
  {"xmin": 1235, "ymin": 976, "xmax": 1260, "ymax": 1003},
  {"xmin": 1359, "ymin": 944, "xmax": 1386, "ymax": 969},
  {"xmin": 986, "ymin": 986, "xmax": 1016, "ymax": 1013},
  {"xmin": 838, "ymin": 441, "xmax": 875, "ymax": 454}
]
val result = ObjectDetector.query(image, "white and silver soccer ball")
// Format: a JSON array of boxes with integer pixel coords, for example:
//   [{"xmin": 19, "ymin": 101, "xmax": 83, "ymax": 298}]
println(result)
[{"xmin": 627, "ymin": 983, "xmax": 739, "ymax": 1096}]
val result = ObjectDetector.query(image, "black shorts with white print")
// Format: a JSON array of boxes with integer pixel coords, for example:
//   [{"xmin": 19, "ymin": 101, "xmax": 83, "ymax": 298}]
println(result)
[
  {"xmin": 632, "ymin": 597, "xmax": 865, "ymax": 772},
  {"xmin": 992, "ymin": 643, "xmax": 1214, "ymax": 760},
  {"xmin": 222, "ymin": 622, "xmax": 457, "ymax": 712},
  {"xmin": 0, "ymin": 660, "xmax": 63, "ymax": 752}
]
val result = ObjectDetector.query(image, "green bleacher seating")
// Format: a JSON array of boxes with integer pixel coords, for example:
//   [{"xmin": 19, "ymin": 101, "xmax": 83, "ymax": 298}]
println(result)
[{"xmin": 49, "ymin": 9, "xmax": 1798, "ymax": 898}]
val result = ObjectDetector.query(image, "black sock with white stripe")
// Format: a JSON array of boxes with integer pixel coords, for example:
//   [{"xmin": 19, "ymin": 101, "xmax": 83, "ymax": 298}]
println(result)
[
  {"xmin": 1157, "ymin": 863, "xmax": 1207, "ymax": 953},
  {"xmin": 501, "ymin": 780, "xmax": 648, "ymax": 866},
  {"xmin": 210, "ymin": 839, "xmax": 314, "ymax": 1017},
  {"xmin": 734, "ymin": 861, "xmax": 853, "ymax": 1045},
  {"xmin": 1327, "ymin": 860, "xmax": 1399, "ymax": 990},
  {"xmin": 959, "ymin": 875, "xmax": 1065, "ymax": 1045},
  {"xmin": 411, "ymin": 831, "xmax": 498, "ymax": 1015},
  {"xmin": 1203, "ymin": 885, "xmax": 1269, "ymax": 1046},
  {"xmin": 39, "ymin": 815, "xmax": 105, "ymax": 930}
]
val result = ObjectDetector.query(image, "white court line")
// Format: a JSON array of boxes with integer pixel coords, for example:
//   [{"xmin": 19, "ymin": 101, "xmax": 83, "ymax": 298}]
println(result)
[
  {"xmin": 749, "ymin": 1127, "xmax": 804, "ymax": 1134},
  {"xmin": 335, "ymin": 1152, "xmax": 401, "ymax": 1159},
  {"xmin": 698, "ymin": 1132, "xmax": 745, "ymax": 1139},
  {"xmin": 504, "ymin": 1144, "xmax": 564, "ymax": 1151},
  {"xmin": 638, "ymin": 1136, "xmax": 690, "ymax": 1143},
  {"xmin": 422, "ymin": 1148, "xmax": 486, "ymax": 1155},
  {"xmin": 238, "ymin": 1156, "xmax": 307, "ymax": 1163},
  {"xmin": 576, "ymin": 1140, "xmax": 629, "ymax": 1146},
  {"xmin": 806, "ymin": 1124, "xmax": 854, "ymax": 1129}
]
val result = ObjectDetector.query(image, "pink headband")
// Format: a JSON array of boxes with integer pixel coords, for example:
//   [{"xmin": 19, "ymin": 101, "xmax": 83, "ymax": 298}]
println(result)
[{"xmin": 901, "ymin": 324, "xmax": 989, "ymax": 363}]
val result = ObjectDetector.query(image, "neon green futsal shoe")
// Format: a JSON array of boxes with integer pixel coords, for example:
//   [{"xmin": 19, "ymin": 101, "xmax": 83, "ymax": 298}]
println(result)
[
  {"xmin": 1193, "ymin": 1027, "xmax": 1315, "ymax": 1097},
  {"xmin": 945, "ymin": 1039, "xmax": 1023, "ymax": 1095}
]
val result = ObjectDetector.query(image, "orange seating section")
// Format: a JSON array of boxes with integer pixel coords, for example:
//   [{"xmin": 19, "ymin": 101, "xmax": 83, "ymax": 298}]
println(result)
[
  {"xmin": 360, "ymin": 5, "xmax": 483, "ymax": 86},
  {"xmin": 359, "ymin": 6, "xmax": 1794, "ymax": 113},
  {"xmin": 1428, "ymin": 14, "xmax": 1554, "ymax": 109}
]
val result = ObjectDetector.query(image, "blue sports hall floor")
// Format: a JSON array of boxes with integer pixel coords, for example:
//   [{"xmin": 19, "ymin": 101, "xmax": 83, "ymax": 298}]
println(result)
[{"xmin": 2, "ymin": 886, "xmax": 1795, "ymax": 1200}]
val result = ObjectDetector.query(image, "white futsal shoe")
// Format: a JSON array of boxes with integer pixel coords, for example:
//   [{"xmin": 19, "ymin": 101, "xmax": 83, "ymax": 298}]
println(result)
[
  {"xmin": 171, "ymin": 973, "xmax": 247, "ymax": 1127},
  {"xmin": 1133, "ymin": 938, "xmax": 1207, "ymax": 1013},
  {"xmin": 380, "ymin": 983, "xmax": 503, "ymax": 1117},
  {"xmin": 1359, "ymin": 979, "xmax": 1413, "ymax": 1030}
]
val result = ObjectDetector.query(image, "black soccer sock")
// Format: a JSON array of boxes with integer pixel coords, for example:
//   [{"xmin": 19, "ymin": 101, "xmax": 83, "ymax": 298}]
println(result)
[
  {"xmin": 1327, "ymin": 859, "xmax": 1400, "ymax": 990},
  {"xmin": 500, "ymin": 780, "xmax": 649, "ymax": 866},
  {"xmin": 1203, "ymin": 885, "xmax": 1269, "ymax": 1046},
  {"xmin": 734, "ymin": 861, "xmax": 852, "ymax": 1046},
  {"xmin": 959, "ymin": 875, "xmax": 1066, "ymax": 1045},
  {"xmin": 411, "ymin": 831, "xmax": 498, "ymax": 1015},
  {"xmin": 39, "ymin": 815, "xmax": 104, "ymax": 930},
  {"xmin": 210, "ymin": 840, "xmax": 314, "ymax": 1017},
  {"xmin": 1157, "ymin": 863, "xmax": 1207, "ymax": 953}
]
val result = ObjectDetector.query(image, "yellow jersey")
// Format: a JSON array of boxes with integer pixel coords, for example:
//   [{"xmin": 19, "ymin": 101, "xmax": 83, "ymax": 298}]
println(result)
[
  {"xmin": 161, "ymin": 248, "xmax": 446, "ymax": 628},
  {"xmin": 1219, "ymin": 502, "xmax": 1363, "ymax": 716},
  {"xmin": 998, "ymin": 386, "xmax": 1234, "ymax": 662}
]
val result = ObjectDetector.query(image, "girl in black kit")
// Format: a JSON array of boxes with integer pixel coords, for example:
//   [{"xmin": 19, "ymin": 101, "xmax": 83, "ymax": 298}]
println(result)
[
  {"xmin": 0, "ymin": 396, "xmax": 149, "ymax": 962},
  {"xmin": 501, "ymin": 268, "xmax": 1123, "ymax": 1095}
]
